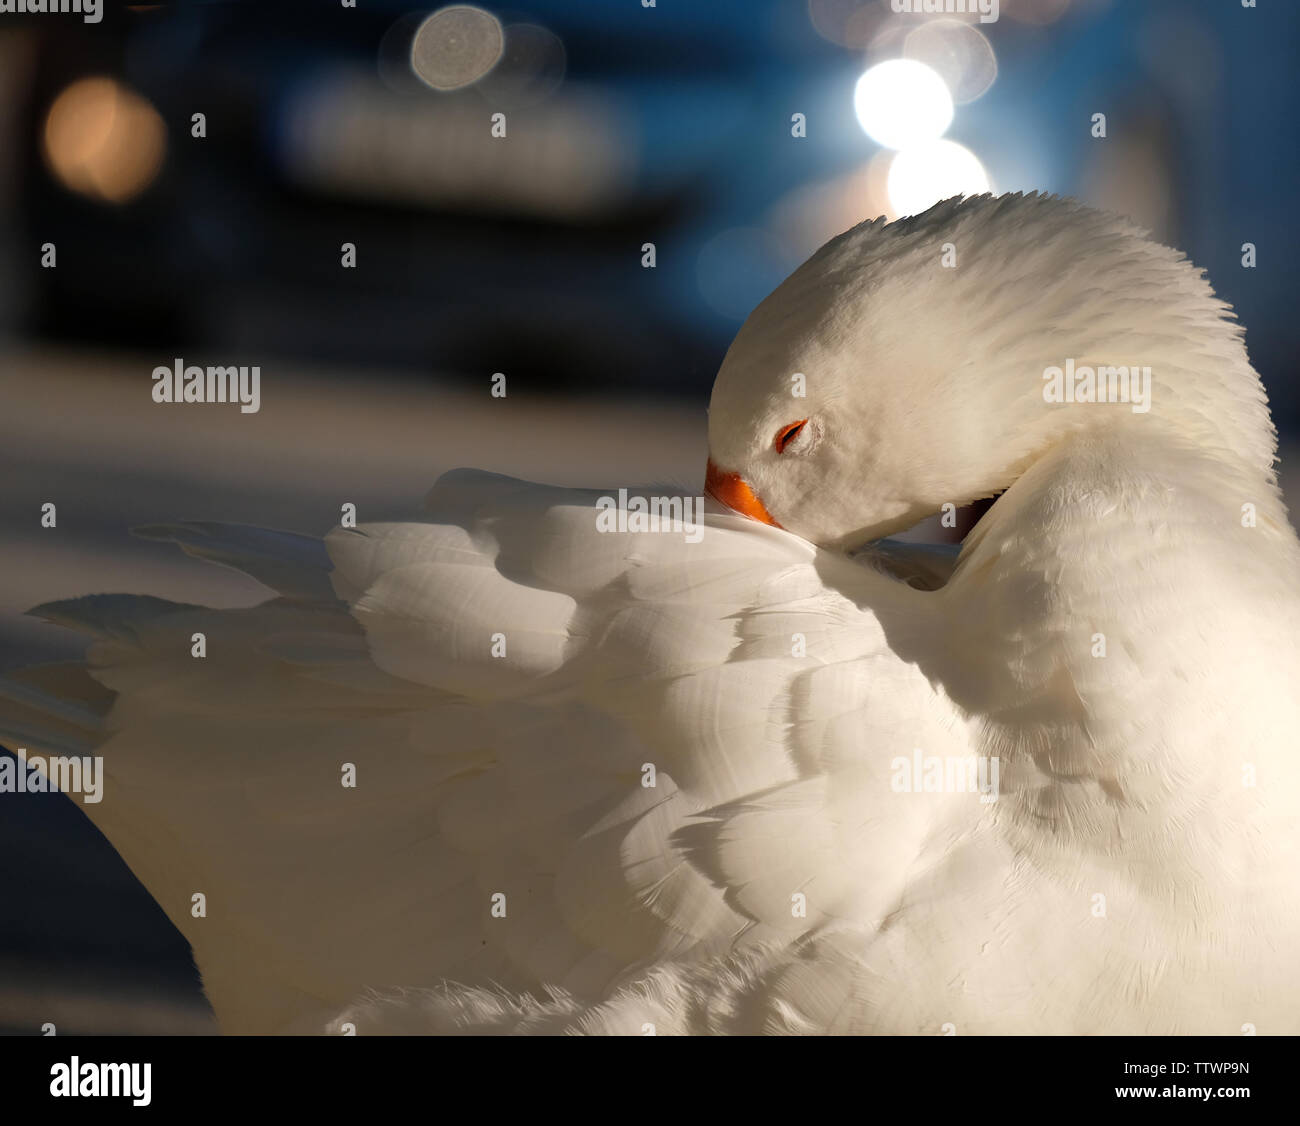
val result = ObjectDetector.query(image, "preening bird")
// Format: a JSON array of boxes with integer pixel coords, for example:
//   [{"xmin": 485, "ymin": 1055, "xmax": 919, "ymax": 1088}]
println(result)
[{"xmin": 3, "ymin": 193, "xmax": 1298, "ymax": 1034}]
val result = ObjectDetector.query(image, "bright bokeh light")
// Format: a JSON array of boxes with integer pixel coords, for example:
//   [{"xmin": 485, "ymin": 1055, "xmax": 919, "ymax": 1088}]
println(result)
[
  {"xmin": 903, "ymin": 19, "xmax": 998, "ymax": 104},
  {"xmin": 886, "ymin": 140, "xmax": 990, "ymax": 217},
  {"xmin": 853, "ymin": 59, "xmax": 953, "ymax": 150},
  {"xmin": 410, "ymin": 5, "xmax": 504, "ymax": 91},
  {"xmin": 43, "ymin": 78, "xmax": 167, "ymax": 204}
]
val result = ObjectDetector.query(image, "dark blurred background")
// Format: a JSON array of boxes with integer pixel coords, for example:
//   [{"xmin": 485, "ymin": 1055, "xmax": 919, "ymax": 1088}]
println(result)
[{"xmin": 1, "ymin": 0, "xmax": 1297, "ymax": 1033}]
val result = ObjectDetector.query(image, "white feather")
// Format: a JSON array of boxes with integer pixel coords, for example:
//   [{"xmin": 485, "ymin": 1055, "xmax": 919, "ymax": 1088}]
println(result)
[{"xmin": 3, "ymin": 194, "xmax": 1298, "ymax": 1034}]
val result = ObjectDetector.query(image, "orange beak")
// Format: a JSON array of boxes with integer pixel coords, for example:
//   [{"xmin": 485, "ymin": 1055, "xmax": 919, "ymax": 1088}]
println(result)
[{"xmin": 705, "ymin": 459, "xmax": 782, "ymax": 528}]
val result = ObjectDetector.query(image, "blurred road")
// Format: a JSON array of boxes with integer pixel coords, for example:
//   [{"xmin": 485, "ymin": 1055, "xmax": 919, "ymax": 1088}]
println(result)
[{"xmin": 0, "ymin": 346, "xmax": 709, "ymax": 668}]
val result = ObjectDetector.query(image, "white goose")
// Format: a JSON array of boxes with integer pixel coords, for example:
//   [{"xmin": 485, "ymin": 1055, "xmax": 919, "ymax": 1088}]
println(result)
[{"xmin": 3, "ymin": 193, "xmax": 1298, "ymax": 1034}]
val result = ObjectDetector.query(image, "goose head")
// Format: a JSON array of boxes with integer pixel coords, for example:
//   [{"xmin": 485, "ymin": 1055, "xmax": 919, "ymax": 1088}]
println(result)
[{"xmin": 705, "ymin": 192, "xmax": 1273, "ymax": 551}]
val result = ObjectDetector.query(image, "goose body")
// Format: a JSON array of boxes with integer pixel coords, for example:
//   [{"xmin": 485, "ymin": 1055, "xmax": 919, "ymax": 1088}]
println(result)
[{"xmin": 3, "ymin": 193, "xmax": 1298, "ymax": 1033}]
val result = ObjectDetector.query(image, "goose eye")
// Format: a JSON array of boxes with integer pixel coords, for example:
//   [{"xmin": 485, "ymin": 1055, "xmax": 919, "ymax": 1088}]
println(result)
[{"xmin": 774, "ymin": 419, "xmax": 808, "ymax": 454}]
